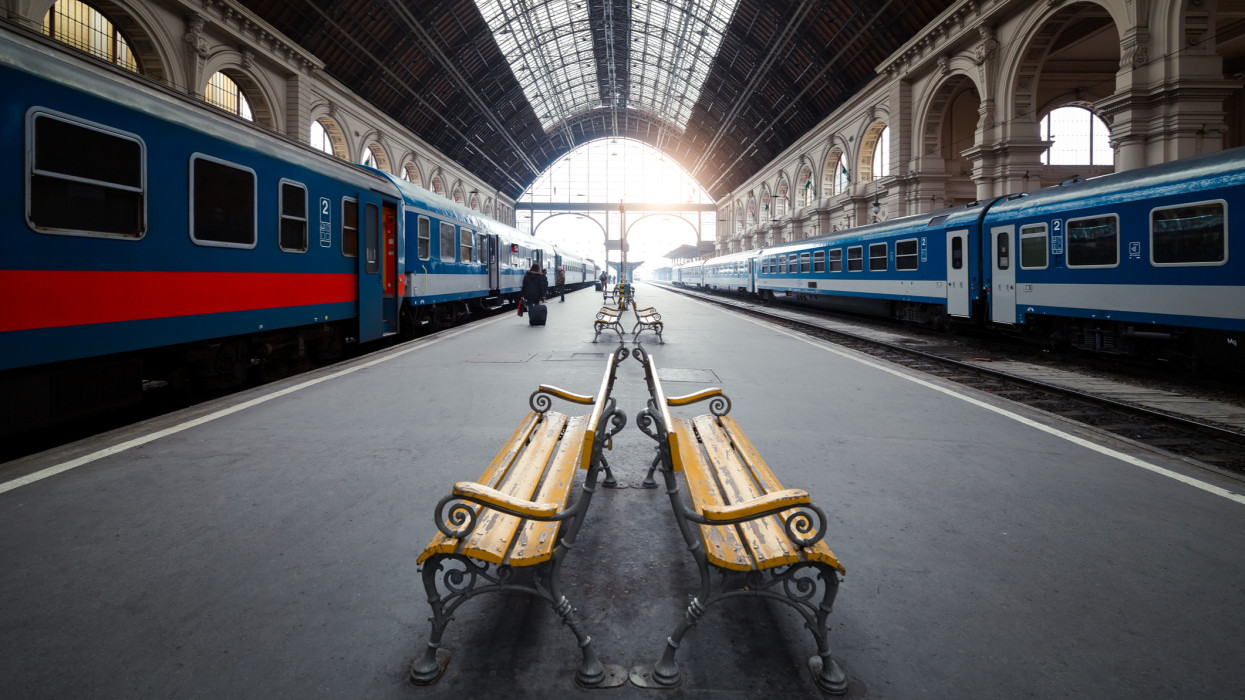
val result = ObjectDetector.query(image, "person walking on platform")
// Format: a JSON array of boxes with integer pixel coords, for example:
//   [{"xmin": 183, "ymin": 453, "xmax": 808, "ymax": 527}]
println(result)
[
  {"xmin": 521, "ymin": 262, "xmax": 548, "ymax": 310},
  {"xmin": 599, "ymin": 270, "xmax": 608, "ymax": 290},
  {"xmin": 555, "ymin": 267, "xmax": 566, "ymax": 302}
]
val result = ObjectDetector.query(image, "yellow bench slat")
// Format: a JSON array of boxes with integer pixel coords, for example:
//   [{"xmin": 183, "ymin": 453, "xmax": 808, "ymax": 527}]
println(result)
[
  {"xmin": 693, "ymin": 416, "xmax": 800, "ymax": 570},
  {"xmin": 417, "ymin": 412, "xmax": 543, "ymax": 564},
  {"xmin": 718, "ymin": 415, "xmax": 845, "ymax": 575},
  {"xmin": 509, "ymin": 415, "xmax": 590, "ymax": 566},
  {"xmin": 672, "ymin": 418, "xmax": 754, "ymax": 570},
  {"xmin": 458, "ymin": 412, "xmax": 569, "ymax": 565}
]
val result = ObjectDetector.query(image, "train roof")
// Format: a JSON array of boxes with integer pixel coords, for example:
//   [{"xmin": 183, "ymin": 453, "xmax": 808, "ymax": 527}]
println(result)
[{"xmin": 983, "ymin": 146, "xmax": 1245, "ymax": 220}]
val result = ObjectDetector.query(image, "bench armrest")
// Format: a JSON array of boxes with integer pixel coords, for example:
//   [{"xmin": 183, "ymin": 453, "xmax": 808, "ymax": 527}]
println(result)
[
  {"xmin": 700, "ymin": 488, "xmax": 809, "ymax": 521},
  {"xmin": 452, "ymin": 482, "xmax": 560, "ymax": 518},
  {"xmin": 666, "ymin": 388, "xmax": 728, "ymax": 411},
  {"xmin": 534, "ymin": 384, "xmax": 595, "ymax": 405},
  {"xmin": 694, "ymin": 489, "xmax": 828, "ymax": 547}
]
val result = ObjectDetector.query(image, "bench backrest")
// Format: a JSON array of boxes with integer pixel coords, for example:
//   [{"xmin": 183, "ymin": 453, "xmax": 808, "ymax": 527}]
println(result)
[
  {"xmin": 641, "ymin": 350, "xmax": 682, "ymax": 470},
  {"xmin": 580, "ymin": 348, "xmax": 620, "ymax": 468}
]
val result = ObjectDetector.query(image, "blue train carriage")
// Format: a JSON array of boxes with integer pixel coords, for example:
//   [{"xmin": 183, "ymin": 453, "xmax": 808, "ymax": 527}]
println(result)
[
  {"xmin": 754, "ymin": 209, "xmax": 976, "ymax": 328},
  {"xmin": 1, "ymin": 26, "xmax": 404, "ymax": 429},
  {"xmin": 981, "ymin": 147, "xmax": 1245, "ymax": 366},
  {"xmin": 676, "ymin": 259, "xmax": 704, "ymax": 287},
  {"xmin": 702, "ymin": 250, "xmax": 756, "ymax": 293}
]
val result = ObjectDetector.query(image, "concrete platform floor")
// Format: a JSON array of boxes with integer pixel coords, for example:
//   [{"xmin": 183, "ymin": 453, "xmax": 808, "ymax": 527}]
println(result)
[{"xmin": 2, "ymin": 282, "xmax": 1244, "ymax": 699}]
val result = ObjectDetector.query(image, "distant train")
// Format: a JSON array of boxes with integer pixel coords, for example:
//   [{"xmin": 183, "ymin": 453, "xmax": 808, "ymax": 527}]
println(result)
[
  {"xmin": 0, "ymin": 26, "xmax": 595, "ymax": 435},
  {"xmin": 678, "ymin": 148, "xmax": 1245, "ymax": 370}
]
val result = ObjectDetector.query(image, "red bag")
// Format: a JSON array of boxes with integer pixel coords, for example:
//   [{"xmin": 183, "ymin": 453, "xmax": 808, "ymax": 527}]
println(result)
[{"xmin": 517, "ymin": 299, "xmax": 524, "ymax": 316}]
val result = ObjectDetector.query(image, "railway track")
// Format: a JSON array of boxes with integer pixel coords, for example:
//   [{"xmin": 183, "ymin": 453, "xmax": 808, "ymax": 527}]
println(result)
[{"xmin": 656, "ymin": 283, "xmax": 1245, "ymax": 476}]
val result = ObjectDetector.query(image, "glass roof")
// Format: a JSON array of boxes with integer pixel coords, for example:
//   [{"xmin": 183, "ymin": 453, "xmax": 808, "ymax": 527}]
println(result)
[
  {"xmin": 474, "ymin": 0, "xmax": 740, "ymax": 132},
  {"xmin": 628, "ymin": 0, "xmax": 739, "ymax": 130},
  {"xmin": 475, "ymin": 0, "xmax": 599, "ymax": 130}
]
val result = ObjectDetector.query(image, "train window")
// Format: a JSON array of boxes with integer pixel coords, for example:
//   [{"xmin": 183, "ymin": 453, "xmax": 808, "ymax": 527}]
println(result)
[
  {"xmin": 416, "ymin": 217, "xmax": 431, "ymax": 260},
  {"xmin": 1020, "ymin": 224, "xmax": 1048, "ymax": 269},
  {"xmin": 1151, "ymin": 201, "xmax": 1226, "ymax": 266},
  {"xmin": 996, "ymin": 231, "xmax": 1010, "ymax": 270},
  {"xmin": 363, "ymin": 203, "xmax": 379, "ymax": 274},
  {"xmin": 800, "ymin": 253, "xmax": 811, "ymax": 273},
  {"xmin": 869, "ymin": 243, "xmax": 888, "ymax": 271},
  {"xmin": 847, "ymin": 246, "xmax": 863, "ymax": 272},
  {"xmin": 1067, "ymin": 214, "xmax": 1118, "ymax": 267},
  {"xmin": 896, "ymin": 239, "xmax": 919, "ymax": 271},
  {"xmin": 760, "ymin": 257, "xmax": 767, "ymax": 274},
  {"xmin": 29, "ymin": 111, "xmax": 145, "ymax": 238},
  {"xmin": 278, "ymin": 180, "xmax": 307, "ymax": 252},
  {"xmin": 476, "ymin": 233, "xmax": 487, "ymax": 263},
  {"xmin": 828, "ymin": 249, "xmax": 842, "ymax": 272},
  {"xmin": 779, "ymin": 256, "xmax": 787, "ymax": 274},
  {"xmin": 440, "ymin": 222, "xmax": 456, "ymax": 262},
  {"xmin": 951, "ymin": 237, "xmax": 963, "ymax": 270},
  {"xmin": 813, "ymin": 251, "xmax": 826, "ymax": 273},
  {"xmin": 788, "ymin": 254, "xmax": 798, "ymax": 272},
  {"xmin": 190, "ymin": 154, "xmax": 255, "ymax": 248},
  {"xmin": 460, "ymin": 229, "xmax": 474, "ymax": 262},
  {"xmin": 341, "ymin": 198, "xmax": 358, "ymax": 257}
]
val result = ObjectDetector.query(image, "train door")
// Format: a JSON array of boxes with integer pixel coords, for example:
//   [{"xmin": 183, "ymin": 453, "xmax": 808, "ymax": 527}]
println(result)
[
  {"xmin": 989, "ymin": 224, "xmax": 1016, "ymax": 325},
  {"xmin": 945, "ymin": 229, "xmax": 970, "ymax": 318},
  {"xmin": 747, "ymin": 258, "xmax": 756, "ymax": 293},
  {"xmin": 487, "ymin": 234, "xmax": 500, "ymax": 291},
  {"xmin": 358, "ymin": 203, "xmax": 383, "ymax": 342},
  {"xmin": 381, "ymin": 201, "xmax": 399, "ymax": 335}
]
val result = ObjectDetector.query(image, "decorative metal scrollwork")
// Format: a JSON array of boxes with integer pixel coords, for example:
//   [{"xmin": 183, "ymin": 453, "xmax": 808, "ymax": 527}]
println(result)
[
  {"xmin": 708, "ymin": 395, "xmax": 732, "ymax": 417},
  {"xmin": 782, "ymin": 505, "xmax": 827, "ymax": 547},
  {"xmin": 636, "ymin": 408, "xmax": 662, "ymax": 442},
  {"xmin": 434, "ymin": 495, "xmax": 478, "ymax": 539},
  {"xmin": 528, "ymin": 390, "xmax": 554, "ymax": 414}
]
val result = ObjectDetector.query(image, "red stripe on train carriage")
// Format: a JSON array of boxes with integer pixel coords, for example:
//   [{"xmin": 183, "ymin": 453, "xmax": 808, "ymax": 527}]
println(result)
[{"xmin": 0, "ymin": 270, "xmax": 357, "ymax": 332}]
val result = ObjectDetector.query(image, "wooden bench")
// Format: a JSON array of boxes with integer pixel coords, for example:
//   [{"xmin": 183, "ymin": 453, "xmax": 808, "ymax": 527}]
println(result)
[
  {"xmin": 628, "ymin": 345, "xmax": 848, "ymax": 694},
  {"xmin": 631, "ymin": 305, "xmax": 664, "ymax": 343},
  {"xmin": 593, "ymin": 302, "xmax": 626, "ymax": 343},
  {"xmin": 409, "ymin": 345, "xmax": 631, "ymax": 689}
]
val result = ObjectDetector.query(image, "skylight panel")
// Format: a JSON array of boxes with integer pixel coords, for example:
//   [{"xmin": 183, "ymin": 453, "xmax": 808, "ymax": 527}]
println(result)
[
  {"xmin": 629, "ymin": 0, "xmax": 740, "ymax": 131},
  {"xmin": 475, "ymin": 0, "xmax": 599, "ymax": 130}
]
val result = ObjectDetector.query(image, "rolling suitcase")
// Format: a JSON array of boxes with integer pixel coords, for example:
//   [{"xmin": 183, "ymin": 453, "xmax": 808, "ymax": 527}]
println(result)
[{"xmin": 528, "ymin": 301, "xmax": 547, "ymax": 326}]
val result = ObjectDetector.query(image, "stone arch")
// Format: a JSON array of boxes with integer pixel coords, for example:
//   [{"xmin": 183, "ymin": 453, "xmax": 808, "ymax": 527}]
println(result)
[
  {"xmin": 999, "ymin": 1, "xmax": 1122, "ymax": 141},
  {"xmin": 429, "ymin": 171, "xmax": 447, "ymax": 196},
  {"xmin": 795, "ymin": 159, "xmax": 816, "ymax": 208},
  {"xmin": 858, "ymin": 120, "xmax": 890, "ymax": 182},
  {"xmin": 734, "ymin": 199, "xmax": 744, "ymax": 236},
  {"xmin": 400, "ymin": 158, "xmax": 423, "ymax": 186},
  {"xmin": 357, "ymin": 132, "xmax": 394, "ymax": 173},
  {"xmin": 820, "ymin": 135, "xmax": 852, "ymax": 197},
  {"xmin": 773, "ymin": 175, "xmax": 790, "ymax": 219},
  {"xmin": 450, "ymin": 183, "xmax": 465, "ymax": 204},
  {"xmin": 745, "ymin": 192, "xmax": 757, "ymax": 229},
  {"xmin": 759, "ymin": 183, "xmax": 772, "ymax": 224},
  {"xmin": 484, "ymin": 197, "xmax": 494, "ymax": 217},
  {"xmin": 915, "ymin": 72, "xmax": 982, "ymax": 205},
  {"xmin": 307, "ymin": 109, "xmax": 349, "ymax": 160},
  {"xmin": 199, "ymin": 52, "xmax": 280, "ymax": 130},
  {"xmin": 469, "ymin": 194, "xmax": 481, "ymax": 211},
  {"xmin": 42, "ymin": 0, "xmax": 177, "ymax": 85}
]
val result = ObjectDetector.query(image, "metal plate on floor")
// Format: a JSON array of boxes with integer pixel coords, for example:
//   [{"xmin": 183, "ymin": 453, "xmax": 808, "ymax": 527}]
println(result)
[
  {"xmin": 657, "ymin": 368, "xmax": 719, "ymax": 382},
  {"xmin": 466, "ymin": 353, "xmax": 535, "ymax": 363}
]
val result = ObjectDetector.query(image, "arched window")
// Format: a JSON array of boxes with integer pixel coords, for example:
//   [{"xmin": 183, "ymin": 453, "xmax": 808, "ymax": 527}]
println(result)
[
  {"xmin": 872, "ymin": 126, "xmax": 890, "ymax": 179},
  {"xmin": 833, "ymin": 154, "xmax": 850, "ymax": 195},
  {"xmin": 798, "ymin": 165, "xmax": 815, "ymax": 207},
  {"xmin": 43, "ymin": 0, "xmax": 139, "ymax": 73},
  {"xmin": 1040, "ymin": 106, "xmax": 1113, "ymax": 166},
  {"xmin": 775, "ymin": 179, "xmax": 789, "ymax": 218},
  {"xmin": 746, "ymin": 194, "xmax": 757, "ymax": 228},
  {"xmin": 310, "ymin": 120, "xmax": 334, "ymax": 155},
  {"xmin": 361, "ymin": 147, "xmax": 376, "ymax": 168},
  {"xmin": 205, "ymin": 72, "xmax": 253, "ymax": 121},
  {"xmin": 430, "ymin": 176, "xmax": 445, "ymax": 196},
  {"xmin": 452, "ymin": 187, "xmax": 464, "ymax": 204},
  {"xmin": 760, "ymin": 188, "xmax": 772, "ymax": 223},
  {"xmin": 401, "ymin": 164, "xmax": 422, "ymax": 186}
]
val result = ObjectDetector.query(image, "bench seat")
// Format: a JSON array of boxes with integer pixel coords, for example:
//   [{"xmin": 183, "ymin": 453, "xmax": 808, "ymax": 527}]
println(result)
[
  {"xmin": 631, "ymin": 345, "xmax": 848, "ymax": 695},
  {"xmin": 409, "ymin": 346, "xmax": 630, "ymax": 689},
  {"xmin": 631, "ymin": 305, "xmax": 664, "ymax": 343}
]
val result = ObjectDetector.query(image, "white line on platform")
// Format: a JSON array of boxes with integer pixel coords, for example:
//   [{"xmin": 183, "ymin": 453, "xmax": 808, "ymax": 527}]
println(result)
[
  {"xmin": 715, "ymin": 301, "xmax": 1245, "ymax": 506},
  {"xmin": 0, "ymin": 316, "xmax": 509, "ymax": 495}
]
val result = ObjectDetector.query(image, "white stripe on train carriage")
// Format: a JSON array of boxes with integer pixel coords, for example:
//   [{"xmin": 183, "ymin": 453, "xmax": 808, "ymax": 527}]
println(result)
[
  {"xmin": 0, "ymin": 315, "xmax": 512, "ymax": 495},
  {"xmin": 684, "ymin": 295, "xmax": 1245, "ymax": 506},
  {"xmin": 1019, "ymin": 283, "xmax": 1245, "ymax": 321}
]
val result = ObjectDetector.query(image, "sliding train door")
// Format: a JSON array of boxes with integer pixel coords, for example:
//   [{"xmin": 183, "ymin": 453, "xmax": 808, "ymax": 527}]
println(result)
[
  {"xmin": 945, "ymin": 229, "xmax": 970, "ymax": 318},
  {"xmin": 357, "ymin": 199, "xmax": 400, "ymax": 341},
  {"xmin": 989, "ymin": 224, "xmax": 1016, "ymax": 325}
]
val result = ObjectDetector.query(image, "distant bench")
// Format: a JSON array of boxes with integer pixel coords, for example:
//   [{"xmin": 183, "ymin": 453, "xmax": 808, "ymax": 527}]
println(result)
[
  {"xmin": 409, "ymin": 345, "xmax": 630, "ymax": 689},
  {"xmin": 631, "ymin": 304, "xmax": 664, "ymax": 343},
  {"xmin": 629, "ymin": 345, "xmax": 848, "ymax": 694},
  {"xmin": 593, "ymin": 302, "xmax": 626, "ymax": 343}
]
